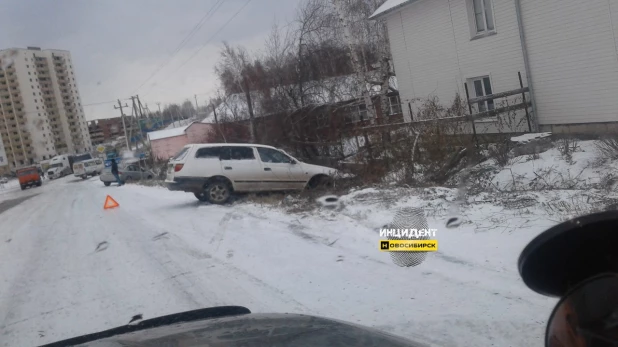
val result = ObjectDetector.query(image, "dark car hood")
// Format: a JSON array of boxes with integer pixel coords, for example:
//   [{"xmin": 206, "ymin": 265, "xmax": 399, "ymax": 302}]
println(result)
[{"xmin": 41, "ymin": 306, "xmax": 432, "ymax": 347}]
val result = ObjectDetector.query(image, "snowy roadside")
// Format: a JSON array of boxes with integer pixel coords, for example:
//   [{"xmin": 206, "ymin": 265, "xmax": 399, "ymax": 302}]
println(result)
[
  {"xmin": 115, "ymin": 138, "xmax": 618, "ymax": 344},
  {"xmin": 3, "ymin": 138, "xmax": 616, "ymax": 346},
  {"xmin": 96, "ymin": 179, "xmax": 558, "ymax": 346}
]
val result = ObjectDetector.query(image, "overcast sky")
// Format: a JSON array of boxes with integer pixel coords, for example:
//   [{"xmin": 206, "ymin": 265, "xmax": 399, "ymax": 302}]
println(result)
[{"xmin": 0, "ymin": 0, "xmax": 303, "ymax": 120}]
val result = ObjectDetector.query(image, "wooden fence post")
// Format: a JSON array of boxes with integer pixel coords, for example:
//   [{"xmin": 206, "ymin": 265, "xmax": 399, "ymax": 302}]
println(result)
[{"xmin": 464, "ymin": 83, "xmax": 479, "ymax": 147}]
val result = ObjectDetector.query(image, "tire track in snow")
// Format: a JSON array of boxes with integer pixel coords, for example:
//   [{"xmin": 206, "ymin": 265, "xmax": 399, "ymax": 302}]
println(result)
[{"xmin": 122, "ymin": 209, "xmax": 312, "ymax": 314}]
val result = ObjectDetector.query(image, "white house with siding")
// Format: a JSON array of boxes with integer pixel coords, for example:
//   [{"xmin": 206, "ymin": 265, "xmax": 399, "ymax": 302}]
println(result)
[{"xmin": 371, "ymin": 0, "xmax": 618, "ymax": 134}]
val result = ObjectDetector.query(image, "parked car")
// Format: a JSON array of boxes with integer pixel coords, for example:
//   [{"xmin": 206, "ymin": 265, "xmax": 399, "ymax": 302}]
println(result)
[
  {"xmin": 100, "ymin": 160, "xmax": 155, "ymax": 186},
  {"xmin": 0, "ymin": 176, "xmax": 9, "ymax": 184},
  {"xmin": 165, "ymin": 143, "xmax": 337, "ymax": 204},
  {"xmin": 16, "ymin": 166, "xmax": 42, "ymax": 190},
  {"xmin": 74, "ymin": 158, "xmax": 104, "ymax": 179}
]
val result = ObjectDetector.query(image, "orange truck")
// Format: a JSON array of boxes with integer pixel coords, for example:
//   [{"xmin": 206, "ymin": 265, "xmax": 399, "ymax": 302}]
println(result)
[{"xmin": 16, "ymin": 166, "xmax": 42, "ymax": 190}]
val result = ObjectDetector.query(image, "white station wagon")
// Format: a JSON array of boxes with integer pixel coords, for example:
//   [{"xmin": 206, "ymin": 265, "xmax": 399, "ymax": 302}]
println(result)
[{"xmin": 165, "ymin": 144, "xmax": 337, "ymax": 204}]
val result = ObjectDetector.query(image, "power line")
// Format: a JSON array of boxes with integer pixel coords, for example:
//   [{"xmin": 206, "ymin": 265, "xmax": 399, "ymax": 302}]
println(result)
[
  {"xmin": 82, "ymin": 100, "xmax": 119, "ymax": 107},
  {"xmin": 143, "ymin": 0, "xmax": 253, "ymax": 96},
  {"xmin": 131, "ymin": 0, "xmax": 228, "ymax": 94}
]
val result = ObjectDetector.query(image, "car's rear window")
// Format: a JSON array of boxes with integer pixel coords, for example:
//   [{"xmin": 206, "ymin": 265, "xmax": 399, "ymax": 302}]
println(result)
[
  {"xmin": 172, "ymin": 147, "xmax": 190, "ymax": 161},
  {"xmin": 220, "ymin": 147, "xmax": 255, "ymax": 160}
]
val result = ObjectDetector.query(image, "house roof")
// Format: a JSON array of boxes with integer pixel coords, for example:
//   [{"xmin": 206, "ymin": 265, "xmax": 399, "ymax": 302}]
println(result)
[
  {"xmin": 369, "ymin": 0, "xmax": 414, "ymax": 20},
  {"xmin": 147, "ymin": 123, "xmax": 192, "ymax": 141}
]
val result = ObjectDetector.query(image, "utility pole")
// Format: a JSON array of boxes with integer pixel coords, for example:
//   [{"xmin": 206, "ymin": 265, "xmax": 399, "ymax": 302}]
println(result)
[
  {"xmin": 211, "ymin": 101, "xmax": 226, "ymax": 143},
  {"xmin": 211, "ymin": 101, "xmax": 219, "ymax": 125},
  {"xmin": 114, "ymin": 99, "xmax": 131, "ymax": 151},
  {"xmin": 131, "ymin": 96, "xmax": 145, "ymax": 149},
  {"xmin": 136, "ymin": 95, "xmax": 145, "ymax": 118},
  {"xmin": 156, "ymin": 102, "xmax": 161, "ymax": 114},
  {"xmin": 194, "ymin": 94, "xmax": 199, "ymax": 118}
]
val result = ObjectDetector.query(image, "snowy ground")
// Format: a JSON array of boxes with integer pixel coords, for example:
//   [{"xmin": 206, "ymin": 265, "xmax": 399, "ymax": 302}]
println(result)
[
  {"xmin": 7, "ymin": 138, "xmax": 610, "ymax": 346},
  {"xmin": 0, "ymin": 172, "xmax": 561, "ymax": 346}
]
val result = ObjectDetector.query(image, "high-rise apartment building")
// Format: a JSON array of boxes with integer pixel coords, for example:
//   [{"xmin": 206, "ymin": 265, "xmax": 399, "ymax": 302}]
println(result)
[{"xmin": 0, "ymin": 47, "xmax": 92, "ymax": 170}]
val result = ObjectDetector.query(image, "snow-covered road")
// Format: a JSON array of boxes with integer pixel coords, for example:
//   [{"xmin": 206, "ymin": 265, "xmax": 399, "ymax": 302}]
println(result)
[{"xmin": 0, "ymin": 176, "xmax": 556, "ymax": 346}]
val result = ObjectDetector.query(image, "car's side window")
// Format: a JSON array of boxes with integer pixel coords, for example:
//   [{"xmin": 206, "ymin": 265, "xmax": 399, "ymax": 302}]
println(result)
[
  {"xmin": 257, "ymin": 147, "xmax": 292, "ymax": 164},
  {"xmin": 220, "ymin": 147, "xmax": 255, "ymax": 160},
  {"xmin": 195, "ymin": 147, "xmax": 222, "ymax": 159}
]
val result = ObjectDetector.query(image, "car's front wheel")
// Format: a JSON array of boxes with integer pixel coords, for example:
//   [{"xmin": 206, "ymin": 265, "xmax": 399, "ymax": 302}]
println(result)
[
  {"xmin": 104, "ymin": 182, "xmax": 111, "ymax": 186},
  {"xmin": 205, "ymin": 179, "xmax": 232, "ymax": 204},
  {"xmin": 307, "ymin": 175, "xmax": 333, "ymax": 190}
]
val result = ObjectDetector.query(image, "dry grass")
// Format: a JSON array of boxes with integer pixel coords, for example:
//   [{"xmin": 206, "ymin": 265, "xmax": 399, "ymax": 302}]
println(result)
[{"xmin": 596, "ymin": 138, "xmax": 618, "ymax": 160}]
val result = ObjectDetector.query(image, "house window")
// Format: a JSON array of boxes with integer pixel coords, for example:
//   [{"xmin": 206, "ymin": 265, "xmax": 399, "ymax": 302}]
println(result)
[
  {"xmin": 469, "ymin": 0, "xmax": 495, "ymax": 36},
  {"xmin": 469, "ymin": 76, "xmax": 494, "ymax": 113},
  {"xmin": 358, "ymin": 104, "xmax": 368, "ymax": 121},
  {"xmin": 388, "ymin": 95, "xmax": 402, "ymax": 115},
  {"xmin": 345, "ymin": 103, "xmax": 370, "ymax": 124}
]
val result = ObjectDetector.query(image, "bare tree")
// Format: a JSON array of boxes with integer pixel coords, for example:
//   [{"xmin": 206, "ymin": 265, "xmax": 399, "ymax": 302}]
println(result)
[{"xmin": 215, "ymin": 42, "xmax": 257, "ymax": 142}]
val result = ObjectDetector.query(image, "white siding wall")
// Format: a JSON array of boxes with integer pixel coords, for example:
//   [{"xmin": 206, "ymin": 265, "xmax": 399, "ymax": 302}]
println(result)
[
  {"xmin": 520, "ymin": 0, "xmax": 618, "ymax": 124},
  {"xmin": 386, "ymin": 0, "xmax": 527, "ymax": 125}
]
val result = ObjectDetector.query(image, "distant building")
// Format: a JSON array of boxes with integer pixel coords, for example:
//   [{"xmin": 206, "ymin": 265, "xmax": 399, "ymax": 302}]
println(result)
[
  {"xmin": 88, "ymin": 117, "xmax": 132, "ymax": 146},
  {"xmin": 147, "ymin": 122, "xmax": 214, "ymax": 160},
  {"xmin": 0, "ymin": 47, "xmax": 93, "ymax": 170}
]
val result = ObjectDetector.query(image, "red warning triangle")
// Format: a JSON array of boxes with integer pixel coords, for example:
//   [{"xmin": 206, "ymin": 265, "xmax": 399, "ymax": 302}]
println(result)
[{"xmin": 104, "ymin": 195, "xmax": 119, "ymax": 210}]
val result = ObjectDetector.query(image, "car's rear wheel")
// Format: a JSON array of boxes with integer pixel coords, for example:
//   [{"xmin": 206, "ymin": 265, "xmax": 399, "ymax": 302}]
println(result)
[
  {"xmin": 104, "ymin": 182, "xmax": 111, "ymax": 186},
  {"xmin": 205, "ymin": 179, "xmax": 232, "ymax": 204},
  {"xmin": 194, "ymin": 192, "xmax": 209, "ymax": 202},
  {"xmin": 20, "ymin": 185, "xmax": 25, "ymax": 190}
]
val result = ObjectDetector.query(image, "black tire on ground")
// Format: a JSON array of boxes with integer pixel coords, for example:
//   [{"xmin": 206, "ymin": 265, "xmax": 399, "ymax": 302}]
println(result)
[
  {"xmin": 20, "ymin": 185, "xmax": 25, "ymax": 190},
  {"xmin": 194, "ymin": 192, "xmax": 209, "ymax": 202},
  {"xmin": 104, "ymin": 182, "xmax": 111, "ymax": 186},
  {"xmin": 307, "ymin": 175, "xmax": 333, "ymax": 190},
  {"xmin": 204, "ymin": 179, "xmax": 232, "ymax": 205},
  {"xmin": 82, "ymin": 175, "xmax": 87, "ymax": 179},
  {"xmin": 147, "ymin": 175, "xmax": 153, "ymax": 180},
  {"xmin": 36, "ymin": 181, "xmax": 42, "ymax": 187}
]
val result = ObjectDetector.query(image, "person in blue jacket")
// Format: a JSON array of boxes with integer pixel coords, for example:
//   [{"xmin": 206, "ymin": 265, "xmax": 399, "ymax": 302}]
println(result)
[{"xmin": 110, "ymin": 159, "xmax": 124, "ymax": 186}]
